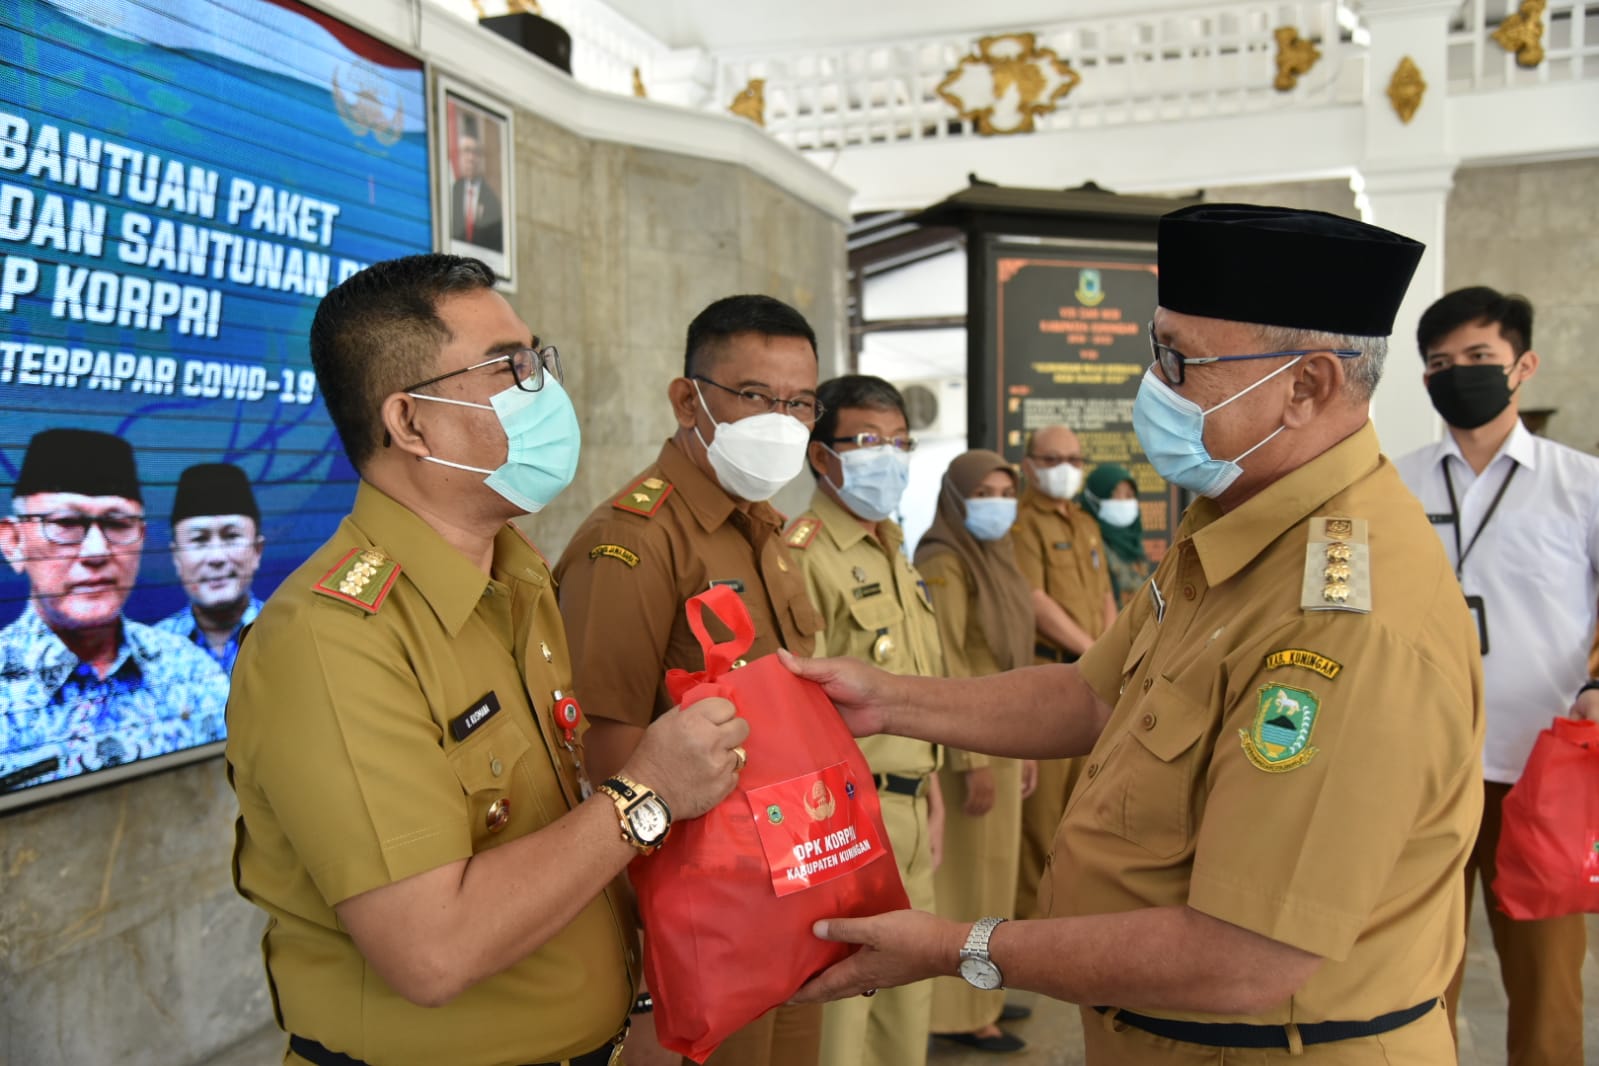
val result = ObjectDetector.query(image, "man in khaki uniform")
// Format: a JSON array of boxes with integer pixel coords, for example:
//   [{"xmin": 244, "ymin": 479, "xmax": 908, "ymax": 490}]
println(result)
[
  {"xmin": 227, "ymin": 255, "xmax": 747, "ymax": 1066},
  {"xmin": 1011, "ymin": 424, "xmax": 1118, "ymax": 920},
  {"xmin": 555, "ymin": 294, "xmax": 825, "ymax": 1066},
  {"xmin": 787, "ymin": 375, "xmax": 946, "ymax": 1066},
  {"xmin": 784, "ymin": 205, "xmax": 1486, "ymax": 1065}
]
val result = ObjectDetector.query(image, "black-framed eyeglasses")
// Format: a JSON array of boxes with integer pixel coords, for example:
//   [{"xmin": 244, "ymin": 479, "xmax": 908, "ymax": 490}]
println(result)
[
  {"xmin": 402, "ymin": 342, "xmax": 562, "ymax": 395},
  {"xmin": 694, "ymin": 375, "xmax": 823, "ymax": 424},
  {"xmin": 828, "ymin": 432, "xmax": 916, "ymax": 453},
  {"xmin": 12, "ymin": 512, "xmax": 146, "ymax": 547},
  {"xmin": 1148, "ymin": 323, "xmax": 1359, "ymax": 386}
]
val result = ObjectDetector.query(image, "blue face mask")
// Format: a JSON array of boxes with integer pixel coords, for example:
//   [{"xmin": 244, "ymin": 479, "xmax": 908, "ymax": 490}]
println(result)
[
  {"xmin": 1131, "ymin": 360, "xmax": 1298, "ymax": 498},
  {"xmin": 826, "ymin": 445, "xmax": 910, "ymax": 521},
  {"xmin": 963, "ymin": 496, "xmax": 1017, "ymax": 541},
  {"xmin": 412, "ymin": 378, "xmax": 581, "ymax": 513}
]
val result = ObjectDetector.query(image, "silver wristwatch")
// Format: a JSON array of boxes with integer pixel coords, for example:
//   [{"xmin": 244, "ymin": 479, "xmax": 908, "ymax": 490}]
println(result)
[{"xmin": 958, "ymin": 916, "xmax": 1007, "ymax": 990}]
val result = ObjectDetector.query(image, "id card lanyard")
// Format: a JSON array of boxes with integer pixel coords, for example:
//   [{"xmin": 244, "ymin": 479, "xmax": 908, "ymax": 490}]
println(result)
[{"xmin": 1441, "ymin": 459, "xmax": 1518, "ymax": 578}]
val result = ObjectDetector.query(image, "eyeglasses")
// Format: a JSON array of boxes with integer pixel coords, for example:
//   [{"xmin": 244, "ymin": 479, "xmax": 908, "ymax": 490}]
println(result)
[
  {"xmin": 13, "ymin": 512, "xmax": 146, "ymax": 547},
  {"xmin": 1027, "ymin": 452, "xmax": 1083, "ymax": 469},
  {"xmin": 402, "ymin": 342, "xmax": 562, "ymax": 395},
  {"xmin": 828, "ymin": 433, "xmax": 916, "ymax": 453},
  {"xmin": 1149, "ymin": 323, "xmax": 1359, "ymax": 386},
  {"xmin": 694, "ymin": 375, "xmax": 823, "ymax": 424}
]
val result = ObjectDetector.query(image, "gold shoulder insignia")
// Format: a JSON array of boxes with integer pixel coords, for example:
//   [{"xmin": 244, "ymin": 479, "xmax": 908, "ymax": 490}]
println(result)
[
  {"xmin": 314, "ymin": 547, "xmax": 401, "ymax": 614},
  {"xmin": 589, "ymin": 543, "xmax": 640, "ymax": 568},
  {"xmin": 784, "ymin": 516, "xmax": 822, "ymax": 550},
  {"xmin": 1300, "ymin": 516, "xmax": 1371, "ymax": 614},
  {"xmin": 612, "ymin": 474, "xmax": 673, "ymax": 517}
]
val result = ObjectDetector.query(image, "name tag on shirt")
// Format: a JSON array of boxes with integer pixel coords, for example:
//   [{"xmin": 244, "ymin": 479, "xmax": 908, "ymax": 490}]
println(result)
[
  {"xmin": 708, "ymin": 579, "xmax": 745, "ymax": 594},
  {"xmin": 852, "ymin": 583, "xmax": 883, "ymax": 599},
  {"xmin": 450, "ymin": 691, "xmax": 502, "ymax": 742},
  {"xmin": 1427, "ymin": 513, "xmax": 1454, "ymax": 525},
  {"xmin": 1052, "ymin": 541, "xmax": 1073, "ymax": 551}
]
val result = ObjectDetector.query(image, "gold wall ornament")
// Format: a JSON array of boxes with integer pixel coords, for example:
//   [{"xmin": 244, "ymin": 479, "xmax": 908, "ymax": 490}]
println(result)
[
  {"xmin": 936, "ymin": 33, "xmax": 1081, "ymax": 136},
  {"xmin": 728, "ymin": 78, "xmax": 766, "ymax": 127},
  {"xmin": 1272, "ymin": 27, "xmax": 1321, "ymax": 91},
  {"xmin": 632, "ymin": 66, "xmax": 647, "ymax": 98},
  {"xmin": 1493, "ymin": 0, "xmax": 1547, "ymax": 67},
  {"xmin": 507, "ymin": 0, "xmax": 543, "ymax": 13},
  {"xmin": 1386, "ymin": 56, "xmax": 1426, "ymax": 124}
]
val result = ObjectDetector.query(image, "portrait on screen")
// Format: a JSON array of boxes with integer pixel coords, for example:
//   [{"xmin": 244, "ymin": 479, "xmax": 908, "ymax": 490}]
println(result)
[{"xmin": 0, "ymin": 0, "xmax": 433, "ymax": 811}]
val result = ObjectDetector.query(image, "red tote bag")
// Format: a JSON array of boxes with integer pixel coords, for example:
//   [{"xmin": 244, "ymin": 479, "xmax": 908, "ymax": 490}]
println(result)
[
  {"xmin": 630, "ymin": 586, "xmax": 910, "ymax": 1063},
  {"xmin": 1493, "ymin": 716, "xmax": 1599, "ymax": 920}
]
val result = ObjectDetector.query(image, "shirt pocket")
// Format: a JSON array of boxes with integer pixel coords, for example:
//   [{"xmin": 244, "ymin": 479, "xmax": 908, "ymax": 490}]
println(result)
[
  {"xmin": 1089, "ymin": 677, "xmax": 1209, "ymax": 859},
  {"xmin": 445, "ymin": 714, "xmax": 533, "ymax": 850},
  {"xmin": 846, "ymin": 594, "xmax": 904, "ymax": 633},
  {"xmin": 787, "ymin": 589, "xmax": 824, "ymax": 639}
]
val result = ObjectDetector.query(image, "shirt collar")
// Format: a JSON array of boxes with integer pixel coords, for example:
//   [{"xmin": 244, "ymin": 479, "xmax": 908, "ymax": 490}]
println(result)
[
  {"xmin": 1021, "ymin": 486, "xmax": 1078, "ymax": 517},
  {"xmin": 1437, "ymin": 418, "xmax": 1538, "ymax": 473},
  {"xmin": 349, "ymin": 482, "xmax": 498, "ymax": 637},
  {"xmin": 1189, "ymin": 421, "xmax": 1382, "ymax": 587},
  {"xmin": 14, "ymin": 606, "xmax": 137, "ymax": 684},
  {"xmin": 657, "ymin": 439, "xmax": 740, "ymax": 533},
  {"xmin": 813, "ymin": 489, "xmax": 869, "ymax": 551}
]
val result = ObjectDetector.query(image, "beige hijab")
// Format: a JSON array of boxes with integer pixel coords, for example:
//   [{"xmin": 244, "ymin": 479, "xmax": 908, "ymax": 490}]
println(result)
[{"xmin": 915, "ymin": 450, "xmax": 1035, "ymax": 672}]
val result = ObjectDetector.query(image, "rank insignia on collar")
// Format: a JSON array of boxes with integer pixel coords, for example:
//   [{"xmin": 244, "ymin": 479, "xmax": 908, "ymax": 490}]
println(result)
[
  {"xmin": 612, "ymin": 474, "xmax": 673, "ymax": 517},
  {"xmin": 785, "ymin": 517, "xmax": 821, "ymax": 549},
  {"xmin": 1240, "ymin": 683, "xmax": 1321, "ymax": 772},
  {"xmin": 1301, "ymin": 516, "xmax": 1370, "ymax": 614},
  {"xmin": 313, "ymin": 547, "xmax": 401, "ymax": 613}
]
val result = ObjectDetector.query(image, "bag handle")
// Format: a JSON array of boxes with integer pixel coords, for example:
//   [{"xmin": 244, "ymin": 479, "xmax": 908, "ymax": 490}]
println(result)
[{"xmin": 685, "ymin": 585, "xmax": 756, "ymax": 678}]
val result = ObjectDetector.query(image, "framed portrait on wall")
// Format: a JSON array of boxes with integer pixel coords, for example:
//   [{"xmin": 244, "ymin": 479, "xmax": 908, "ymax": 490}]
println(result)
[{"xmin": 437, "ymin": 77, "xmax": 515, "ymax": 290}]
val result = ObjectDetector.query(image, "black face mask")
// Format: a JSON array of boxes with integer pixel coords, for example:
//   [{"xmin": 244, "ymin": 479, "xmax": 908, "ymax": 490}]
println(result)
[{"xmin": 1426, "ymin": 361, "xmax": 1519, "ymax": 430}]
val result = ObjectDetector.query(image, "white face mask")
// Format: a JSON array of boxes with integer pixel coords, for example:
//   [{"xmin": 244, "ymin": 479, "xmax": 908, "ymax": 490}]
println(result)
[
  {"xmin": 1032, "ymin": 462, "xmax": 1083, "ymax": 501},
  {"xmin": 693, "ymin": 382, "xmax": 810, "ymax": 502},
  {"xmin": 1095, "ymin": 497, "xmax": 1141, "ymax": 528}
]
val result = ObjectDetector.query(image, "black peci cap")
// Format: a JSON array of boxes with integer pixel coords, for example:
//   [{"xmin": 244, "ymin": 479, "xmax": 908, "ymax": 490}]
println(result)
[
  {"xmin": 1158, "ymin": 203, "xmax": 1425, "ymax": 337},
  {"xmin": 171, "ymin": 463, "xmax": 259, "ymax": 525},
  {"xmin": 14, "ymin": 429, "xmax": 142, "ymax": 502}
]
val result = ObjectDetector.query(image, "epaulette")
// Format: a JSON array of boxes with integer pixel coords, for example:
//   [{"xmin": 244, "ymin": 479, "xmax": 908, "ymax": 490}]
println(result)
[
  {"xmin": 612, "ymin": 474, "xmax": 673, "ymax": 517},
  {"xmin": 1300, "ymin": 516, "xmax": 1370, "ymax": 614},
  {"xmin": 314, "ymin": 547, "xmax": 401, "ymax": 614},
  {"xmin": 784, "ymin": 516, "xmax": 822, "ymax": 549}
]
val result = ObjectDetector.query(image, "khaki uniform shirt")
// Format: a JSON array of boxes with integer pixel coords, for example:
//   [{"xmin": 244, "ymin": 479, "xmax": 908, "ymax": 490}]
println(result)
[
  {"xmin": 1011, "ymin": 489, "xmax": 1115, "ymax": 657},
  {"xmin": 227, "ymin": 483, "xmax": 637, "ymax": 1066},
  {"xmin": 916, "ymin": 549, "xmax": 1010, "ymax": 772},
  {"xmin": 1046, "ymin": 424, "xmax": 1484, "ymax": 1032},
  {"xmin": 788, "ymin": 489, "xmax": 944, "ymax": 777},
  {"xmin": 555, "ymin": 440, "xmax": 821, "ymax": 725}
]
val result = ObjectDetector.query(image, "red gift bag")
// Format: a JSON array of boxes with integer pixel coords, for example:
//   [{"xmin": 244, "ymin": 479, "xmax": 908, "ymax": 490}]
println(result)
[
  {"xmin": 1493, "ymin": 716, "xmax": 1599, "ymax": 920},
  {"xmin": 630, "ymin": 586, "xmax": 910, "ymax": 1063}
]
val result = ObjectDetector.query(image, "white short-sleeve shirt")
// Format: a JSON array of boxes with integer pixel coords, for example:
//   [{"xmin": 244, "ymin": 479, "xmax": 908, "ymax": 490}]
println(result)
[{"xmin": 1396, "ymin": 421, "xmax": 1599, "ymax": 783}]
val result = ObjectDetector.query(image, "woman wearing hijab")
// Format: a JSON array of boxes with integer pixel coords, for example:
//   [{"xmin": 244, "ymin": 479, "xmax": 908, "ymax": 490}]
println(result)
[
  {"xmin": 913, "ymin": 450, "xmax": 1036, "ymax": 1054},
  {"xmin": 1080, "ymin": 463, "xmax": 1153, "ymax": 611}
]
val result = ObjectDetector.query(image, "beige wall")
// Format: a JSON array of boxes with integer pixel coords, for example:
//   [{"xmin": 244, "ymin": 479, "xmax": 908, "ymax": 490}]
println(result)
[{"xmin": 0, "ymin": 110, "xmax": 844, "ymax": 1066}]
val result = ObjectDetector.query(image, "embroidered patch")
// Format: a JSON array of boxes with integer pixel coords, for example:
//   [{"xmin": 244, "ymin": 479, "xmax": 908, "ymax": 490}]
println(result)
[
  {"xmin": 1240, "ymin": 683, "xmax": 1321, "ymax": 772},
  {"xmin": 1262, "ymin": 648, "xmax": 1343, "ymax": 679},
  {"xmin": 589, "ymin": 543, "xmax": 640, "ymax": 568}
]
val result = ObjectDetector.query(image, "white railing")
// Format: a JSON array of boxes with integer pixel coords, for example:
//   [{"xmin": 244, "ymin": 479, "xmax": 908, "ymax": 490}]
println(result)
[
  {"xmin": 1447, "ymin": 0, "xmax": 1597, "ymax": 89},
  {"xmin": 708, "ymin": 1, "xmax": 1363, "ymax": 151}
]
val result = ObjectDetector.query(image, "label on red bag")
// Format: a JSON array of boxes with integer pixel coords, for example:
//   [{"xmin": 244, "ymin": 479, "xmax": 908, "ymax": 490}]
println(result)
[{"xmin": 745, "ymin": 761, "xmax": 887, "ymax": 897}]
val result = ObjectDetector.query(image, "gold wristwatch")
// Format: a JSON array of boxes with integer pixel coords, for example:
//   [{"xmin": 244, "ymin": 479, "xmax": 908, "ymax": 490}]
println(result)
[{"xmin": 597, "ymin": 775, "xmax": 672, "ymax": 854}]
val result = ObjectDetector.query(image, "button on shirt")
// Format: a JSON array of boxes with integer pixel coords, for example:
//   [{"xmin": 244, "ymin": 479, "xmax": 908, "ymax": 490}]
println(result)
[
  {"xmin": 1051, "ymin": 424, "xmax": 1483, "ymax": 1036},
  {"xmin": 1396, "ymin": 421, "xmax": 1599, "ymax": 783}
]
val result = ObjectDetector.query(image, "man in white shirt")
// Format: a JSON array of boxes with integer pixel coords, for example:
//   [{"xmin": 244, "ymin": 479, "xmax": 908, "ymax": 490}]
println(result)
[{"xmin": 1395, "ymin": 285, "xmax": 1599, "ymax": 1066}]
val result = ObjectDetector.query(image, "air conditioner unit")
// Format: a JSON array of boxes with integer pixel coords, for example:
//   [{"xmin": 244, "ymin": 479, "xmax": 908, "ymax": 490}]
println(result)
[{"xmin": 894, "ymin": 376, "xmax": 967, "ymax": 440}]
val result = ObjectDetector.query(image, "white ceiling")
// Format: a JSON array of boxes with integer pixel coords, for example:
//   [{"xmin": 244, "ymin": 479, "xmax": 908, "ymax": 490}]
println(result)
[{"xmin": 601, "ymin": 0, "xmax": 1218, "ymax": 51}]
